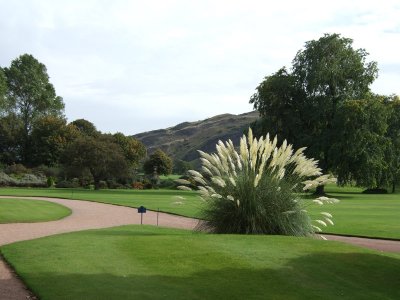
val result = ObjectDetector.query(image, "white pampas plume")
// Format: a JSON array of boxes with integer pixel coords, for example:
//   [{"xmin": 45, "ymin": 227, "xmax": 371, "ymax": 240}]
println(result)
[
  {"xmin": 177, "ymin": 186, "xmax": 192, "ymax": 191},
  {"xmin": 174, "ymin": 179, "xmax": 191, "ymax": 185},
  {"xmin": 320, "ymin": 212, "xmax": 333, "ymax": 218},
  {"xmin": 188, "ymin": 170, "xmax": 203, "ymax": 178},
  {"xmin": 315, "ymin": 220, "xmax": 327, "ymax": 227}
]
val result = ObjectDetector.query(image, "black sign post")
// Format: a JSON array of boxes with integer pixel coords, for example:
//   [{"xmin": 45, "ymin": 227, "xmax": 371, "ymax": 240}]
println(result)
[{"xmin": 138, "ymin": 206, "xmax": 147, "ymax": 225}]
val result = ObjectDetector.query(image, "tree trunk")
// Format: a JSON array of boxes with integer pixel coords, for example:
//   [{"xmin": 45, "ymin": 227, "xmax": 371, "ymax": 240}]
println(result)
[
  {"xmin": 392, "ymin": 181, "xmax": 396, "ymax": 193},
  {"xmin": 94, "ymin": 179, "xmax": 100, "ymax": 190},
  {"xmin": 314, "ymin": 185, "xmax": 326, "ymax": 196}
]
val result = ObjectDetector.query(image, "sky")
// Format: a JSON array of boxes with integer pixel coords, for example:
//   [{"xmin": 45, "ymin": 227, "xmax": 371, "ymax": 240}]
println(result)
[{"xmin": 0, "ymin": 0, "xmax": 399, "ymax": 135}]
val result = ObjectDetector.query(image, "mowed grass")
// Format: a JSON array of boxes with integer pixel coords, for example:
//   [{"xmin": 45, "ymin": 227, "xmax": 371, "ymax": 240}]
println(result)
[
  {"xmin": 308, "ymin": 185, "xmax": 400, "ymax": 239},
  {"xmin": 2, "ymin": 225, "xmax": 399, "ymax": 300},
  {"xmin": 0, "ymin": 188, "xmax": 203, "ymax": 218},
  {"xmin": 0, "ymin": 198, "xmax": 71, "ymax": 223},
  {"xmin": 0, "ymin": 186, "xmax": 399, "ymax": 239}
]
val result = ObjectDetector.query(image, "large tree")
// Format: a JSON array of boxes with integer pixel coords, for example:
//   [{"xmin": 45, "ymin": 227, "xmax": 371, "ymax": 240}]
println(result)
[
  {"xmin": 143, "ymin": 149, "xmax": 173, "ymax": 176},
  {"xmin": 62, "ymin": 136, "xmax": 129, "ymax": 189},
  {"xmin": 112, "ymin": 133, "xmax": 146, "ymax": 168},
  {"xmin": 30, "ymin": 116, "xmax": 79, "ymax": 167},
  {"xmin": 3, "ymin": 54, "xmax": 64, "ymax": 164},
  {"xmin": 250, "ymin": 33, "xmax": 378, "ymax": 194}
]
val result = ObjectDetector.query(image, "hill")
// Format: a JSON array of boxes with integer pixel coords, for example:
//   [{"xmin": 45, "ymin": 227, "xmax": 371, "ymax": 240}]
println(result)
[{"xmin": 133, "ymin": 111, "xmax": 259, "ymax": 164}]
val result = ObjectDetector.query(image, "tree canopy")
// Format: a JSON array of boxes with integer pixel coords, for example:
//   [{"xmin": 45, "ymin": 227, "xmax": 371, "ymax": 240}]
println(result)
[
  {"xmin": 62, "ymin": 136, "xmax": 129, "ymax": 189},
  {"xmin": 250, "ymin": 33, "xmax": 380, "ymax": 192},
  {"xmin": 2, "ymin": 54, "xmax": 64, "ymax": 164},
  {"xmin": 143, "ymin": 149, "xmax": 173, "ymax": 176}
]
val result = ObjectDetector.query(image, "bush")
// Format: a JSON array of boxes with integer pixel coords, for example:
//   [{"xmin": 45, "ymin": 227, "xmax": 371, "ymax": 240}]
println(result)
[
  {"xmin": 17, "ymin": 174, "xmax": 47, "ymax": 187},
  {"xmin": 55, "ymin": 179, "xmax": 80, "ymax": 188},
  {"xmin": 158, "ymin": 178, "xmax": 175, "ymax": 189},
  {"xmin": 179, "ymin": 129, "xmax": 338, "ymax": 236},
  {"xmin": 0, "ymin": 172, "xmax": 18, "ymax": 186},
  {"xmin": 132, "ymin": 182, "xmax": 144, "ymax": 190},
  {"xmin": 4, "ymin": 164, "xmax": 28, "ymax": 175},
  {"xmin": 98, "ymin": 180, "xmax": 108, "ymax": 189}
]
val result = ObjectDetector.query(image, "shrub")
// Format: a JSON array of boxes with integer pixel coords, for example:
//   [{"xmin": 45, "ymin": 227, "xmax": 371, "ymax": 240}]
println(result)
[
  {"xmin": 178, "ymin": 129, "xmax": 338, "ymax": 236},
  {"xmin": 0, "ymin": 172, "xmax": 18, "ymax": 186},
  {"xmin": 17, "ymin": 174, "xmax": 47, "ymax": 187},
  {"xmin": 98, "ymin": 180, "xmax": 108, "ymax": 189},
  {"xmin": 132, "ymin": 182, "xmax": 144, "ymax": 190},
  {"xmin": 4, "ymin": 164, "xmax": 28, "ymax": 175}
]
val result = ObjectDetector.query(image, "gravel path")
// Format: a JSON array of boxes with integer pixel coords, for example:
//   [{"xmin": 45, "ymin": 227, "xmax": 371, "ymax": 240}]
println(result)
[{"xmin": 0, "ymin": 196, "xmax": 399, "ymax": 299}]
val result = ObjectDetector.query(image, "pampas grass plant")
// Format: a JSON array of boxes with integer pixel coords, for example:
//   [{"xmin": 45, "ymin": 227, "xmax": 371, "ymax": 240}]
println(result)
[{"xmin": 177, "ymin": 128, "xmax": 337, "ymax": 236}]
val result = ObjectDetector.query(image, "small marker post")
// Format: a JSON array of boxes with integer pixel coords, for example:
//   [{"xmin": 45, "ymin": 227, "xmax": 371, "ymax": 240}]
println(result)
[{"xmin": 137, "ymin": 206, "xmax": 147, "ymax": 225}]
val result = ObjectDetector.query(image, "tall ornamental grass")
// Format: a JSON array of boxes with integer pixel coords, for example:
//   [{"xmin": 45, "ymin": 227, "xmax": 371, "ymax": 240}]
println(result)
[{"xmin": 177, "ymin": 129, "xmax": 338, "ymax": 236}]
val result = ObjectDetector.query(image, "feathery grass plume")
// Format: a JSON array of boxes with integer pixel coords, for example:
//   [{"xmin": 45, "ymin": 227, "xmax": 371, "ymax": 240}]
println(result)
[{"xmin": 183, "ymin": 128, "xmax": 337, "ymax": 236}]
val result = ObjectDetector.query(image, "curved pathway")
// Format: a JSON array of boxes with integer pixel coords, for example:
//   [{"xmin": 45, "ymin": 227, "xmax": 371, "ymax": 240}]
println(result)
[{"xmin": 0, "ymin": 196, "xmax": 399, "ymax": 299}]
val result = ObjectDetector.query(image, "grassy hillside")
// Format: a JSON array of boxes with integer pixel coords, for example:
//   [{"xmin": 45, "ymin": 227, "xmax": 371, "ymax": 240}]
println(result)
[{"xmin": 134, "ymin": 111, "xmax": 259, "ymax": 164}]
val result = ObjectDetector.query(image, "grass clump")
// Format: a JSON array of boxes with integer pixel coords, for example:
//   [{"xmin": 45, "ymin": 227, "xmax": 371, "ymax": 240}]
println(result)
[{"xmin": 179, "ymin": 129, "xmax": 337, "ymax": 236}]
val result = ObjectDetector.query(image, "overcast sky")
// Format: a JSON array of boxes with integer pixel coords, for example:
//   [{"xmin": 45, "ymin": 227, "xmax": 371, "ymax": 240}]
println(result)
[{"xmin": 1, "ymin": 0, "xmax": 399, "ymax": 135}]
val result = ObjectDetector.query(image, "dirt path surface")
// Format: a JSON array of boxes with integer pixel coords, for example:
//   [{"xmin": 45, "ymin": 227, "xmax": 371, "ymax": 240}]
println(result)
[{"xmin": 0, "ymin": 196, "xmax": 399, "ymax": 299}]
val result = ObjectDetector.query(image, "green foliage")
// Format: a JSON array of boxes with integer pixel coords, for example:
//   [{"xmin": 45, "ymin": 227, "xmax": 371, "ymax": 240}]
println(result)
[
  {"xmin": 0, "ymin": 113, "xmax": 23, "ymax": 164},
  {"xmin": 173, "ymin": 159, "xmax": 192, "ymax": 175},
  {"xmin": 3, "ymin": 54, "xmax": 64, "ymax": 164},
  {"xmin": 250, "ymin": 33, "xmax": 378, "ymax": 178},
  {"xmin": 0, "ymin": 68, "xmax": 7, "ymax": 104},
  {"xmin": 143, "ymin": 149, "xmax": 173, "ymax": 175},
  {"xmin": 62, "ymin": 136, "xmax": 129, "ymax": 189},
  {"xmin": 386, "ymin": 96, "xmax": 400, "ymax": 192},
  {"xmin": 30, "ymin": 116, "xmax": 76, "ymax": 166},
  {"xmin": 69, "ymin": 119, "xmax": 99, "ymax": 137},
  {"xmin": 112, "ymin": 132, "xmax": 146, "ymax": 167},
  {"xmin": 330, "ymin": 97, "xmax": 391, "ymax": 188},
  {"xmin": 184, "ymin": 129, "xmax": 337, "ymax": 235}
]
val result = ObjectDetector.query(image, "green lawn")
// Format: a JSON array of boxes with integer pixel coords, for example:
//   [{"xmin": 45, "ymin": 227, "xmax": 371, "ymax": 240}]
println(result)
[
  {"xmin": 0, "ymin": 198, "xmax": 71, "ymax": 223},
  {"xmin": 308, "ymin": 185, "xmax": 400, "ymax": 239},
  {"xmin": 0, "ymin": 186, "xmax": 399, "ymax": 239},
  {"xmin": 0, "ymin": 188, "xmax": 203, "ymax": 218},
  {"xmin": 2, "ymin": 225, "xmax": 399, "ymax": 300}
]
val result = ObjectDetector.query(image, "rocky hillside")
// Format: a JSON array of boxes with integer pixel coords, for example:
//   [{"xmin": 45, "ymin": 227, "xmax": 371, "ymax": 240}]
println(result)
[{"xmin": 134, "ymin": 111, "xmax": 259, "ymax": 164}]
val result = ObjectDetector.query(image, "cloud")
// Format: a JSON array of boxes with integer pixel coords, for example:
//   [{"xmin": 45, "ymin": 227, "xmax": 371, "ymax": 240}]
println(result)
[{"xmin": 0, "ymin": 0, "xmax": 399, "ymax": 134}]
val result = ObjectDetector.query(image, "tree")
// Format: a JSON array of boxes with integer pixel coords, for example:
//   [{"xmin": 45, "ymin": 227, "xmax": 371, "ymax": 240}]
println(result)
[
  {"xmin": 386, "ymin": 96, "xmax": 400, "ymax": 192},
  {"xmin": 3, "ymin": 54, "xmax": 64, "ymax": 164},
  {"xmin": 329, "ymin": 97, "xmax": 390, "ymax": 189},
  {"xmin": 143, "ymin": 149, "xmax": 173, "ymax": 176},
  {"xmin": 30, "ymin": 116, "xmax": 78, "ymax": 167},
  {"xmin": 173, "ymin": 159, "xmax": 192, "ymax": 175},
  {"xmin": 69, "ymin": 119, "xmax": 99, "ymax": 137},
  {"xmin": 250, "ymin": 33, "xmax": 378, "ymax": 194},
  {"xmin": 0, "ymin": 113, "xmax": 23, "ymax": 164},
  {"xmin": 0, "ymin": 68, "xmax": 7, "ymax": 104},
  {"xmin": 112, "ymin": 133, "xmax": 146, "ymax": 168},
  {"xmin": 62, "ymin": 136, "xmax": 129, "ymax": 189}
]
